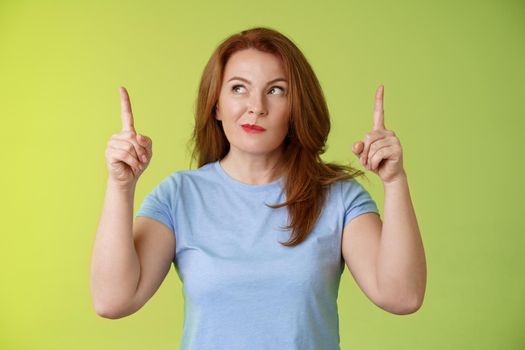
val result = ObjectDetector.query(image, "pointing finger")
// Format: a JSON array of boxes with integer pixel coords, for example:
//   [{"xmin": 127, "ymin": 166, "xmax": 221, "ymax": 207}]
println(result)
[
  {"xmin": 373, "ymin": 84, "xmax": 386, "ymax": 131},
  {"xmin": 119, "ymin": 86, "xmax": 136, "ymax": 133}
]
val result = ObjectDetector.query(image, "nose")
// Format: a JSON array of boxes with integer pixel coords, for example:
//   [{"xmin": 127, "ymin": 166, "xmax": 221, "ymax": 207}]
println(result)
[{"xmin": 247, "ymin": 93, "xmax": 268, "ymax": 118}]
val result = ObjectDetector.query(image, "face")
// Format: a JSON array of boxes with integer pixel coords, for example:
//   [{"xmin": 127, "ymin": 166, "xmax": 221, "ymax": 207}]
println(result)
[{"xmin": 215, "ymin": 48, "xmax": 290, "ymax": 158}]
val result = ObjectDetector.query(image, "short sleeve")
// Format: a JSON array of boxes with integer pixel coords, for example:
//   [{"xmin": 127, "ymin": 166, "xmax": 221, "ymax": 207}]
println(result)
[
  {"xmin": 341, "ymin": 178, "xmax": 380, "ymax": 227},
  {"xmin": 135, "ymin": 173, "xmax": 177, "ymax": 236}
]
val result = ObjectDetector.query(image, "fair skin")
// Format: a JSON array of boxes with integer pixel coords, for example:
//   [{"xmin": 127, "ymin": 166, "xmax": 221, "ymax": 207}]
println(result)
[
  {"xmin": 99, "ymin": 57, "xmax": 425, "ymax": 318},
  {"xmin": 215, "ymin": 48, "xmax": 290, "ymax": 185},
  {"xmin": 217, "ymin": 51, "xmax": 426, "ymax": 313},
  {"xmin": 343, "ymin": 85, "xmax": 426, "ymax": 314}
]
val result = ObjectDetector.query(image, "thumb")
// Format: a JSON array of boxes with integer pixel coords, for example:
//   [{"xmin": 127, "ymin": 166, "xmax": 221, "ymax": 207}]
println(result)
[{"xmin": 352, "ymin": 141, "xmax": 364, "ymax": 156}]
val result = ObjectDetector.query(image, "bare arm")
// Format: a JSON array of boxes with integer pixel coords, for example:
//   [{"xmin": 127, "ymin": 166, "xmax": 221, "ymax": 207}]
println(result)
[
  {"xmin": 345, "ymin": 85, "xmax": 426, "ymax": 314},
  {"xmin": 376, "ymin": 173, "xmax": 426, "ymax": 312},
  {"xmin": 89, "ymin": 86, "xmax": 148, "ymax": 318},
  {"xmin": 89, "ymin": 180, "xmax": 141, "ymax": 319},
  {"xmin": 342, "ymin": 176, "xmax": 427, "ymax": 316}
]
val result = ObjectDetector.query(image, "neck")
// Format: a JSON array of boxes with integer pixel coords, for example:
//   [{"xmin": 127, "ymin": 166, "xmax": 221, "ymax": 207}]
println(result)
[{"xmin": 219, "ymin": 147, "xmax": 285, "ymax": 185}]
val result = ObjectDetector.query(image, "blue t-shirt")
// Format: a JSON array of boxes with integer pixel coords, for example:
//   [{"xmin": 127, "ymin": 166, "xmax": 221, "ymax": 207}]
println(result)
[{"xmin": 136, "ymin": 160, "xmax": 379, "ymax": 350}]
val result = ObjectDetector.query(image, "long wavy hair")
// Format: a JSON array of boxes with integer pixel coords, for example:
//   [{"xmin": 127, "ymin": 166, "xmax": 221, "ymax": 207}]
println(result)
[{"xmin": 189, "ymin": 27, "xmax": 368, "ymax": 247}]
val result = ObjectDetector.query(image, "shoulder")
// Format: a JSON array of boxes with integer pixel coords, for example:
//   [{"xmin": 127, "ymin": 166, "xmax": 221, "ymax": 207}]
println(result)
[
  {"xmin": 325, "ymin": 177, "xmax": 370, "ymax": 202},
  {"xmin": 158, "ymin": 162, "xmax": 216, "ymax": 184},
  {"xmin": 335, "ymin": 177, "xmax": 379, "ymax": 225},
  {"xmin": 152, "ymin": 161, "xmax": 222, "ymax": 197},
  {"xmin": 319, "ymin": 177, "xmax": 372, "ymax": 209},
  {"xmin": 173, "ymin": 161, "xmax": 218, "ymax": 186},
  {"xmin": 337, "ymin": 176, "xmax": 368, "ymax": 190},
  {"xmin": 336, "ymin": 177, "xmax": 374, "ymax": 199}
]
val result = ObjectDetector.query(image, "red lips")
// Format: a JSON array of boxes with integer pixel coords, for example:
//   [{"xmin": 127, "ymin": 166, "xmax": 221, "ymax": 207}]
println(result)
[{"xmin": 241, "ymin": 124, "xmax": 266, "ymax": 131}]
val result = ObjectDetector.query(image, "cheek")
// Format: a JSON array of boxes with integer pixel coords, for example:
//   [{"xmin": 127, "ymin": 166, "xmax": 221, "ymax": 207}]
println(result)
[
  {"xmin": 273, "ymin": 104, "xmax": 290, "ymax": 130},
  {"xmin": 221, "ymin": 100, "xmax": 245, "ymax": 120}
]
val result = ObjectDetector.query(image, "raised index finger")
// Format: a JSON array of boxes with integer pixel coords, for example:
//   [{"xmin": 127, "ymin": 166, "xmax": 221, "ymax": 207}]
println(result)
[
  {"xmin": 119, "ymin": 86, "xmax": 136, "ymax": 133},
  {"xmin": 373, "ymin": 84, "xmax": 386, "ymax": 131}
]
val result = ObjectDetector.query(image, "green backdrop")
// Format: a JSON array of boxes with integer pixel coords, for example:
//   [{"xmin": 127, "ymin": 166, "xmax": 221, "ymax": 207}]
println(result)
[{"xmin": 1, "ymin": 0, "xmax": 524, "ymax": 349}]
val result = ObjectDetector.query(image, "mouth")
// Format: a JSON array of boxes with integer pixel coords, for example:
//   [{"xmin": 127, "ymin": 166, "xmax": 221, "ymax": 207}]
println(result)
[{"xmin": 241, "ymin": 124, "xmax": 266, "ymax": 132}]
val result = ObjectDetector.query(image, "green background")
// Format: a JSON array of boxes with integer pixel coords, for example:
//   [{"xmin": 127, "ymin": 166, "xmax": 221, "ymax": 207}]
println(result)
[{"xmin": 1, "ymin": 0, "xmax": 524, "ymax": 349}]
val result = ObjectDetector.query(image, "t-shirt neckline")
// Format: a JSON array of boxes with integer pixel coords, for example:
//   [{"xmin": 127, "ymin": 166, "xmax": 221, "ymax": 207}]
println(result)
[{"xmin": 213, "ymin": 160, "xmax": 284, "ymax": 192}]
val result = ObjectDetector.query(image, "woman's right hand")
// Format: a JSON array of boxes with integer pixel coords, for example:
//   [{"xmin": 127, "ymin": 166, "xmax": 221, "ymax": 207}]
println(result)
[{"xmin": 105, "ymin": 86, "xmax": 152, "ymax": 189}]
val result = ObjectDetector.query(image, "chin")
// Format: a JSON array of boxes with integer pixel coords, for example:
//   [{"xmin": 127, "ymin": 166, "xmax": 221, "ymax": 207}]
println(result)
[{"xmin": 231, "ymin": 141, "xmax": 284, "ymax": 156}]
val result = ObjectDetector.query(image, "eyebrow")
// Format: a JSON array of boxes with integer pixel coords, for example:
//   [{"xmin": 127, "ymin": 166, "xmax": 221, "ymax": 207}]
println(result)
[{"xmin": 227, "ymin": 76, "xmax": 288, "ymax": 85}]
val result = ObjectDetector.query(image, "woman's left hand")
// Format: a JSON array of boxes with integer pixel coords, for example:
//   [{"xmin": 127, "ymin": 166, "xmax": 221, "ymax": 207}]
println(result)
[{"xmin": 352, "ymin": 85, "xmax": 406, "ymax": 184}]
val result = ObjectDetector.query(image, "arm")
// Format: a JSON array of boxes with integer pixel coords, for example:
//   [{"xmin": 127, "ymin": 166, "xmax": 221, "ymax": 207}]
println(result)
[
  {"xmin": 376, "ymin": 171, "xmax": 426, "ymax": 314},
  {"xmin": 90, "ymin": 180, "xmax": 141, "ymax": 318},
  {"xmin": 90, "ymin": 86, "xmax": 175, "ymax": 319},
  {"xmin": 342, "ymin": 174, "xmax": 426, "ymax": 315},
  {"xmin": 346, "ymin": 84, "xmax": 426, "ymax": 314},
  {"xmin": 90, "ymin": 180, "xmax": 176, "ymax": 319}
]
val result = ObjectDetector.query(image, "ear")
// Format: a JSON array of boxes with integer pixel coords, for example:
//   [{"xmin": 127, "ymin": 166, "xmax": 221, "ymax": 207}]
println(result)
[{"xmin": 214, "ymin": 104, "xmax": 221, "ymax": 120}]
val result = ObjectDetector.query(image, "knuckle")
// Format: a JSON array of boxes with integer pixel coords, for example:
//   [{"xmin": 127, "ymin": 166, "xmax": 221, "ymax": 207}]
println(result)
[
  {"xmin": 140, "ymin": 135, "xmax": 150, "ymax": 145},
  {"xmin": 114, "ymin": 149, "xmax": 124, "ymax": 159}
]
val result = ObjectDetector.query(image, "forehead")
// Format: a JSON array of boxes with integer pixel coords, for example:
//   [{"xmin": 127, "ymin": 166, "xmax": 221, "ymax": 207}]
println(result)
[{"xmin": 223, "ymin": 49, "xmax": 286, "ymax": 80}]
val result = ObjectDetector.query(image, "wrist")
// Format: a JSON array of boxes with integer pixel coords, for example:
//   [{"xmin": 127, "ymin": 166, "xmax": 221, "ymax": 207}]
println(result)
[
  {"xmin": 383, "ymin": 170, "xmax": 408, "ymax": 188},
  {"xmin": 106, "ymin": 178, "xmax": 137, "ymax": 194}
]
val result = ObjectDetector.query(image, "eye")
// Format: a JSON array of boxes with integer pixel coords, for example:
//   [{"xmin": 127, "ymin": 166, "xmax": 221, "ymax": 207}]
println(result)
[
  {"xmin": 269, "ymin": 86, "xmax": 285, "ymax": 95},
  {"xmin": 231, "ymin": 85, "xmax": 246, "ymax": 94}
]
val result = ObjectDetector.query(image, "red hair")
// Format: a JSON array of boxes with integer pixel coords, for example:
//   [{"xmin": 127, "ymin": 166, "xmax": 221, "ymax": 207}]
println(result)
[{"xmin": 189, "ymin": 27, "xmax": 367, "ymax": 246}]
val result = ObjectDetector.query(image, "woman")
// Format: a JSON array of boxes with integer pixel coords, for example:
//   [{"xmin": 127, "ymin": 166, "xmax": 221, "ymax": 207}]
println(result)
[{"xmin": 90, "ymin": 27, "xmax": 426, "ymax": 349}]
